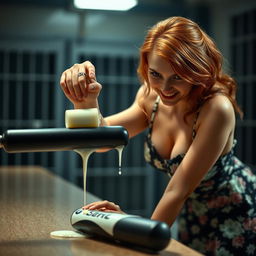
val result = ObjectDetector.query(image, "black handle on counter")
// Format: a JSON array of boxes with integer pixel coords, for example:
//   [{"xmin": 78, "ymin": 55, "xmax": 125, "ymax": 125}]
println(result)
[
  {"xmin": 0, "ymin": 126, "xmax": 129, "ymax": 153},
  {"xmin": 71, "ymin": 209, "xmax": 171, "ymax": 252}
]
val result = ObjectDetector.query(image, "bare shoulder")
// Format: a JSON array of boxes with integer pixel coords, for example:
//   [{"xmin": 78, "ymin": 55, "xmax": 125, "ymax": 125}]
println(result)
[
  {"xmin": 198, "ymin": 94, "xmax": 235, "ymax": 126},
  {"xmin": 136, "ymin": 85, "xmax": 158, "ymax": 116}
]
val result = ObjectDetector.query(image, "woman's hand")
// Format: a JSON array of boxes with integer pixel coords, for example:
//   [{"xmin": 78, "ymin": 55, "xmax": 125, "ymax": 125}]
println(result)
[
  {"xmin": 60, "ymin": 61, "xmax": 102, "ymax": 108},
  {"xmin": 83, "ymin": 200, "xmax": 126, "ymax": 214}
]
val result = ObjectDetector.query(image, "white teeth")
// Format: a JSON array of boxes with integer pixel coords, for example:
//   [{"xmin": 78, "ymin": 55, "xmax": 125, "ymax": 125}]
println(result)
[{"xmin": 162, "ymin": 91, "xmax": 177, "ymax": 97}]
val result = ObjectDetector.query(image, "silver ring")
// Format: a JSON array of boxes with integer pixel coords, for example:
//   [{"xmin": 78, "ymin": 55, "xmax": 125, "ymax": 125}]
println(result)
[{"xmin": 77, "ymin": 72, "xmax": 87, "ymax": 78}]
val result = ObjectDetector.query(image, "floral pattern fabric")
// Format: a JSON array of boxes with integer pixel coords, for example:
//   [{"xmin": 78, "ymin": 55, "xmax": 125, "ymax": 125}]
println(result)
[{"xmin": 144, "ymin": 98, "xmax": 256, "ymax": 256}]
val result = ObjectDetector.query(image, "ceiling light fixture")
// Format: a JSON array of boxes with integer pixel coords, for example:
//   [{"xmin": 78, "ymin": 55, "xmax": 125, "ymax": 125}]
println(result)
[{"xmin": 73, "ymin": 0, "xmax": 138, "ymax": 11}]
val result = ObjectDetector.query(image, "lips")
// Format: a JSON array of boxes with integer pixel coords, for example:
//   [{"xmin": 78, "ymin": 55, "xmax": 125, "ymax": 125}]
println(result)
[{"xmin": 160, "ymin": 90, "xmax": 179, "ymax": 99}]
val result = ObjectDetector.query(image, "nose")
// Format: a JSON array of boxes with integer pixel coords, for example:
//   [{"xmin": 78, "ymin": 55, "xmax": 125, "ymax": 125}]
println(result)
[{"xmin": 162, "ymin": 80, "xmax": 173, "ymax": 92}]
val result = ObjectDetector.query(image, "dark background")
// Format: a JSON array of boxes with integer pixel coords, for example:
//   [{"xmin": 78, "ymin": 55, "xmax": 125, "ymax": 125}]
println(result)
[{"xmin": 0, "ymin": 0, "xmax": 256, "ymax": 218}]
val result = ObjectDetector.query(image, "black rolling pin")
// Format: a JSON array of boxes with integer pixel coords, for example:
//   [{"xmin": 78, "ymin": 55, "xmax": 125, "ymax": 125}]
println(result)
[
  {"xmin": 71, "ymin": 208, "xmax": 171, "ymax": 252},
  {"xmin": 0, "ymin": 126, "xmax": 129, "ymax": 153}
]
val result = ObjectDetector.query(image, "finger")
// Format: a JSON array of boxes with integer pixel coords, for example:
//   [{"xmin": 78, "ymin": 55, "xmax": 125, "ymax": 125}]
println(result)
[
  {"xmin": 84, "ymin": 61, "xmax": 97, "ymax": 82},
  {"xmin": 84, "ymin": 200, "xmax": 116, "ymax": 211},
  {"xmin": 60, "ymin": 71, "xmax": 77, "ymax": 101},
  {"xmin": 60, "ymin": 71, "xmax": 66, "ymax": 90},
  {"xmin": 87, "ymin": 202, "xmax": 107, "ymax": 210},
  {"xmin": 77, "ymin": 68, "xmax": 88, "ymax": 98},
  {"xmin": 83, "ymin": 202, "xmax": 103, "ymax": 210},
  {"xmin": 60, "ymin": 72, "xmax": 69, "ymax": 95},
  {"xmin": 97, "ymin": 207, "xmax": 108, "ymax": 212},
  {"xmin": 101, "ymin": 201, "xmax": 119, "ymax": 211},
  {"xmin": 83, "ymin": 203, "xmax": 96, "ymax": 209},
  {"xmin": 88, "ymin": 82, "xmax": 102, "ymax": 94},
  {"xmin": 71, "ymin": 65, "xmax": 83, "ymax": 100},
  {"xmin": 66, "ymin": 69, "xmax": 76, "ymax": 99}
]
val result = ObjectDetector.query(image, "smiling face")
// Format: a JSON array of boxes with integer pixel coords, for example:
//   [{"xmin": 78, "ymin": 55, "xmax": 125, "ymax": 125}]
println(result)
[{"xmin": 147, "ymin": 50, "xmax": 193, "ymax": 107}]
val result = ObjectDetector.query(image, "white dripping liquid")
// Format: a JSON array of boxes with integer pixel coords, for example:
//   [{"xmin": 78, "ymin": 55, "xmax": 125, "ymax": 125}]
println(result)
[
  {"xmin": 74, "ymin": 149, "xmax": 94, "ymax": 206},
  {"xmin": 116, "ymin": 145, "xmax": 124, "ymax": 175},
  {"xmin": 74, "ymin": 146, "xmax": 125, "ymax": 206}
]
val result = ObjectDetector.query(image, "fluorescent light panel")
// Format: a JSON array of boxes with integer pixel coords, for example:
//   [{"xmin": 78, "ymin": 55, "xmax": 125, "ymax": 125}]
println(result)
[{"xmin": 74, "ymin": 0, "xmax": 138, "ymax": 11}]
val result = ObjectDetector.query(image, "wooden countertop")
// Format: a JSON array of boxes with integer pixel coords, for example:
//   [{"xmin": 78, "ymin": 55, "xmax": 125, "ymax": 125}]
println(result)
[{"xmin": 0, "ymin": 166, "xmax": 203, "ymax": 256}]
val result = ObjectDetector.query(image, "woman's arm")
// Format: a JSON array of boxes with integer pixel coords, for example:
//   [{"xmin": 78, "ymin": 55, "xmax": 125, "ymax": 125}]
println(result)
[
  {"xmin": 60, "ymin": 61, "xmax": 149, "ymax": 139},
  {"xmin": 151, "ymin": 95, "xmax": 235, "ymax": 225},
  {"xmin": 105, "ymin": 86, "xmax": 149, "ymax": 138}
]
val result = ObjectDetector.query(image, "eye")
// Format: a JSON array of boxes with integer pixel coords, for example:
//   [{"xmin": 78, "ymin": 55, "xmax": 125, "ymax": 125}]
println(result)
[
  {"xmin": 172, "ymin": 74, "xmax": 182, "ymax": 80},
  {"xmin": 149, "ymin": 70, "xmax": 161, "ymax": 78}
]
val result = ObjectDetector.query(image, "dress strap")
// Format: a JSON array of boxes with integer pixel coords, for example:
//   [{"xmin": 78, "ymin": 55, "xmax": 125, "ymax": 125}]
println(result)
[{"xmin": 149, "ymin": 96, "xmax": 160, "ymax": 130}]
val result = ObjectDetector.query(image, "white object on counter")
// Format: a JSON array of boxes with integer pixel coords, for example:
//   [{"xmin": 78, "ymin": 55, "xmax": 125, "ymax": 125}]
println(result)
[{"xmin": 65, "ymin": 108, "xmax": 99, "ymax": 128}]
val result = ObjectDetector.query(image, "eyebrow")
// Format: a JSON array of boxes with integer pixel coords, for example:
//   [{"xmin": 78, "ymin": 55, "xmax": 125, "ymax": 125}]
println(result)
[
  {"xmin": 149, "ymin": 68, "xmax": 158, "ymax": 72},
  {"xmin": 149, "ymin": 68, "xmax": 176, "ymax": 78},
  {"xmin": 148, "ymin": 68, "xmax": 162, "ymax": 75}
]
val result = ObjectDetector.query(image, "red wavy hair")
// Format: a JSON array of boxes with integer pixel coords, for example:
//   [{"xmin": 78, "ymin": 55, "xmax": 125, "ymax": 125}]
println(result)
[{"xmin": 137, "ymin": 16, "xmax": 243, "ymax": 119}]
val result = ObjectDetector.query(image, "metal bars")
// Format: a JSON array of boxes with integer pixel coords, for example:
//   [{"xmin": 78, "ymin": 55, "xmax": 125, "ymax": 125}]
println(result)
[
  {"xmin": 0, "ymin": 39, "xmax": 155, "ymax": 217},
  {"xmin": 0, "ymin": 40, "xmax": 65, "ymax": 171},
  {"xmin": 231, "ymin": 9, "xmax": 256, "ymax": 168}
]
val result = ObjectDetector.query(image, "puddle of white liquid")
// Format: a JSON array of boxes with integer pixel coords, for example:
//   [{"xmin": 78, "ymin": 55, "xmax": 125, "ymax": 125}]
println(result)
[{"xmin": 74, "ymin": 145, "xmax": 125, "ymax": 206}]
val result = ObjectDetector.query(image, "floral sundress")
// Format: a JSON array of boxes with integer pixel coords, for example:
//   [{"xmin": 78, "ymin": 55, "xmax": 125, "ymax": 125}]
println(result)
[{"xmin": 144, "ymin": 97, "xmax": 256, "ymax": 256}]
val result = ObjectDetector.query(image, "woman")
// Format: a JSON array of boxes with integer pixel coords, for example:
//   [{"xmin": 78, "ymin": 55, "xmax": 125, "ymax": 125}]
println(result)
[{"xmin": 60, "ymin": 17, "xmax": 256, "ymax": 256}]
